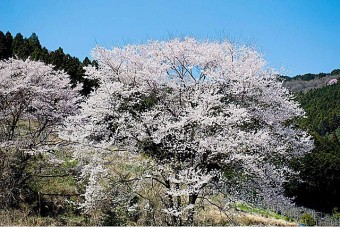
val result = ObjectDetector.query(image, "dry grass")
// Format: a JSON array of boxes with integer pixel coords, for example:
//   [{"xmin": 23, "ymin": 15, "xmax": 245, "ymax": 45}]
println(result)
[
  {"xmin": 196, "ymin": 208, "xmax": 235, "ymax": 225},
  {"xmin": 0, "ymin": 209, "xmax": 58, "ymax": 226},
  {"xmin": 238, "ymin": 213, "xmax": 298, "ymax": 226},
  {"xmin": 0, "ymin": 208, "xmax": 86, "ymax": 226},
  {"xmin": 195, "ymin": 204, "xmax": 299, "ymax": 226}
]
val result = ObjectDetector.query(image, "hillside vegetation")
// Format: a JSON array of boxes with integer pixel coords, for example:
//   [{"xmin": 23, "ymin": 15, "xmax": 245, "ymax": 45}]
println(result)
[{"xmin": 284, "ymin": 81, "xmax": 340, "ymax": 213}]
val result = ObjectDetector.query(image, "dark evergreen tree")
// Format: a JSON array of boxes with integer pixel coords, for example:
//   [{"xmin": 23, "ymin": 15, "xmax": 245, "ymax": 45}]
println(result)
[
  {"xmin": 0, "ymin": 31, "xmax": 8, "ymax": 59},
  {"xmin": 331, "ymin": 69, "xmax": 340, "ymax": 75},
  {"xmin": 5, "ymin": 31, "xmax": 13, "ymax": 57},
  {"xmin": 40, "ymin": 47, "xmax": 49, "ymax": 62},
  {"xmin": 49, "ymin": 47, "xmax": 65, "ymax": 69},
  {"xmin": 27, "ymin": 33, "xmax": 41, "ymax": 51},
  {"xmin": 27, "ymin": 33, "xmax": 42, "ymax": 60},
  {"xmin": 0, "ymin": 31, "xmax": 13, "ymax": 59},
  {"xmin": 12, "ymin": 33, "xmax": 31, "ymax": 59},
  {"xmin": 12, "ymin": 33, "xmax": 24, "ymax": 56},
  {"xmin": 82, "ymin": 56, "xmax": 92, "ymax": 66}
]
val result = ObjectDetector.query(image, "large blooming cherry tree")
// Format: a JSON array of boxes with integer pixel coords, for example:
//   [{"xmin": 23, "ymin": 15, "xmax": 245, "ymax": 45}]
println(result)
[
  {"xmin": 0, "ymin": 58, "xmax": 81, "ymax": 207},
  {"xmin": 61, "ymin": 38, "xmax": 312, "ymax": 225},
  {"xmin": 0, "ymin": 58, "xmax": 81, "ymax": 149}
]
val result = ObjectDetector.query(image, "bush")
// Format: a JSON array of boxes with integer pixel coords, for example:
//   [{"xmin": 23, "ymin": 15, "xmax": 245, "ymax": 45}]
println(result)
[{"xmin": 299, "ymin": 213, "xmax": 316, "ymax": 226}]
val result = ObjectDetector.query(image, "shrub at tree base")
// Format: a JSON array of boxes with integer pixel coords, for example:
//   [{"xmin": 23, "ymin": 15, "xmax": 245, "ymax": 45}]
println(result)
[{"xmin": 299, "ymin": 213, "xmax": 316, "ymax": 226}]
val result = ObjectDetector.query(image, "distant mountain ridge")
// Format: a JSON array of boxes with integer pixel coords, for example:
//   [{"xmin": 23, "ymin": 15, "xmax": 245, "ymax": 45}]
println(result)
[{"xmin": 281, "ymin": 70, "xmax": 340, "ymax": 93}]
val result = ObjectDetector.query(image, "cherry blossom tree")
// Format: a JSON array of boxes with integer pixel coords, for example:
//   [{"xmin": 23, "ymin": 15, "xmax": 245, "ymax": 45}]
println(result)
[
  {"xmin": 61, "ymin": 38, "xmax": 313, "ymax": 225},
  {"xmin": 0, "ymin": 58, "xmax": 81, "ymax": 208}
]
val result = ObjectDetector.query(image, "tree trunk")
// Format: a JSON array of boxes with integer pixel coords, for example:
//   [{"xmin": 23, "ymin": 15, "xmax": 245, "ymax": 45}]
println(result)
[
  {"xmin": 187, "ymin": 193, "xmax": 198, "ymax": 225},
  {"xmin": 165, "ymin": 179, "xmax": 177, "ymax": 225},
  {"xmin": 175, "ymin": 182, "xmax": 183, "ymax": 225}
]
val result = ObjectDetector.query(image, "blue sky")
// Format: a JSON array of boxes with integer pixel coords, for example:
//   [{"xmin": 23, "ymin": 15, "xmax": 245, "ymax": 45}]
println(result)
[{"xmin": 1, "ymin": 0, "xmax": 339, "ymax": 76}]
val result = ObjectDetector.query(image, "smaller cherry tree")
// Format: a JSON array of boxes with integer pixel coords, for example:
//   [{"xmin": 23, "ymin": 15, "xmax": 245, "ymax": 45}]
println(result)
[
  {"xmin": 0, "ymin": 58, "xmax": 81, "ymax": 208},
  {"xmin": 61, "ymin": 38, "xmax": 313, "ymax": 225}
]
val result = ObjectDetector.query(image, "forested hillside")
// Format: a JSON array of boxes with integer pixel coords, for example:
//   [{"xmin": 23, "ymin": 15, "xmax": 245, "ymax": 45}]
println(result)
[{"xmin": 285, "ymin": 82, "xmax": 340, "ymax": 213}]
